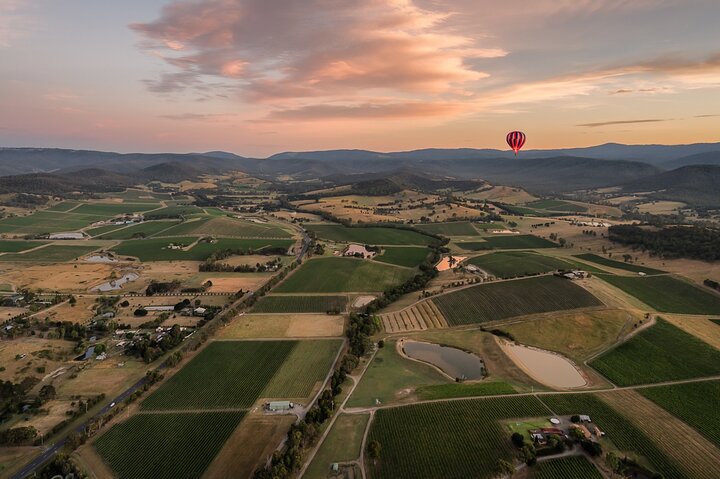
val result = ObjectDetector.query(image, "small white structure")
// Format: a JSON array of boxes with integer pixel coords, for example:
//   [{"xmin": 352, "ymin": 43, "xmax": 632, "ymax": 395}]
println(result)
[
  {"xmin": 579, "ymin": 414, "xmax": 592, "ymax": 423},
  {"xmin": 144, "ymin": 305, "xmax": 175, "ymax": 312},
  {"xmin": 193, "ymin": 307, "xmax": 207, "ymax": 316},
  {"xmin": 49, "ymin": 232, "xmax": 85, "ymax": 240},
  {"xmin": 267, "ymin": 401, "xmax": 293, "ymax": 412}
]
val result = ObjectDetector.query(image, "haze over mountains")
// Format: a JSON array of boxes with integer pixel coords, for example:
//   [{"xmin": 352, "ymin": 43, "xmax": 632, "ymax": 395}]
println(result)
[{"xmin": 1, "ymin": 142, "xmax": 719, "ymax": 203}]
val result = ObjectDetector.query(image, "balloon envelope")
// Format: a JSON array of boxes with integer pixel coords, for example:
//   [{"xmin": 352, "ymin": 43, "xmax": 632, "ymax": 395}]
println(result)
[{"xmin": 506, "ymin": 131, "xmax": 526, "ymax": 156}]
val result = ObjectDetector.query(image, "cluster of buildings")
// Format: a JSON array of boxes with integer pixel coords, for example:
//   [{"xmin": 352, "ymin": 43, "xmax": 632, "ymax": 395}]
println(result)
[
  {"xmin": 556, "ymin": 270, "xmax": 590, "ymax": 280},
  {"xmin": 342, "ymin": 244, "xmax": 376, "ymax": 259},
  {"xmin": 91, "ymin": 214, "xmax": 144, "ymax": 228}
]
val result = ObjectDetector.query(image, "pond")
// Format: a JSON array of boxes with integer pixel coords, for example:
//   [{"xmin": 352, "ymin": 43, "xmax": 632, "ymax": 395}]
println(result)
[
  {"xmin": 401, "ymin": 340, "xmax": 485, "ymax": 380},
  {"xmin": 500, "ymin": 341, "xmax": 587, "ymax": 389}
]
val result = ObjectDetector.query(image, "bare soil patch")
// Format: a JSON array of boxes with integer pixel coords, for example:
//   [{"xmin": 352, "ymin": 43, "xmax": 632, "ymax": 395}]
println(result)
[
  {"xmin": 0, "ymin": 263, "xmax": 114, "ymax": 291},
  {"xmin": 206, "ymin": 275, "xmax": 269, "ymax": 293},
  {"xmin": 218, "ymin": 314, "xmax": 345, "ymax": 338},
  {"xmin": 0, "ymin": 337, "xmax": 74, "ymax": 382}
]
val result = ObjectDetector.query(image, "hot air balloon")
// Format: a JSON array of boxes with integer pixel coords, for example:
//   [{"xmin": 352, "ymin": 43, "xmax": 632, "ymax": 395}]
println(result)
[{"xmin": 506, "ymin": 131, "xmax": 526, "ymax": 156}]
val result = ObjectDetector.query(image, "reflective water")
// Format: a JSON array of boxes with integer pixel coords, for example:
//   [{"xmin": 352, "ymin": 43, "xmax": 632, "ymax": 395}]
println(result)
[{"xmin": 402, "ymin": 340, "xmax": 485, "ymax": 380}]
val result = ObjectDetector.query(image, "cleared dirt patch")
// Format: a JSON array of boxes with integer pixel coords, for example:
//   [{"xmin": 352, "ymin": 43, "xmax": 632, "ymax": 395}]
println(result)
[
  {"xmin": 206, "ymin": 275, "xmax": 269, "ymax": 293},
  {"xmin": 74, "ymin": 443, "xmax": 117, "ymax": 479},
  {"xmin": 45, "ymin": 295, "xmax": 98, "ymax": 323},
  {"xmin": 599, "ymin": 389, "xmax": 720, "ymax": 479},
  {"xmin": 0, "ymin": 263, "xmax": 113, "ymax": 291},
  {"xmin": 0, "ymin": 337, "xmax": 74, "ymax": 382},
  {"xmin": 22, "ymin": 399, "xmax": 76, "ymax": 435},
  {"xmin": 663, "ymin": 314, "xmax": 720, "ymax": 349},
  {"xmin": 218, "ymin": 314, "xmax": 345, "ymax": 338},
  {"xmin": 203, "ymin": 414, "xmax": 295, "ymax": 479}
]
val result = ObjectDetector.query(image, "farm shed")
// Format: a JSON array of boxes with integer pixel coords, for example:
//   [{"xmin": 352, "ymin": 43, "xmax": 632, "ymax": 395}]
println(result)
[{"xmin": 268, "ymin": 401, "xmax": 293, "ymax": 412}]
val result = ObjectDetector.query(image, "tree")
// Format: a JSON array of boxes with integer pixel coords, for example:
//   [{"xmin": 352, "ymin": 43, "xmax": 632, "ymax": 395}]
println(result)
[
  {"xmin": 39, "ymin": 384, "xmax": 56, "ymax": 401},
  {"xmin": 494, "ymin": 459, "xmax": 515, "ymax": 477},
  {"xmin": 367, "ymin": 440, "xmax": 382, "ymax": 460},
  {"xmin": 570, "ymin": 414, "xmax": 580, "ymax": 423},
  {"xmin": 511, "ymin": 432, "xmax": 525, "ymax": 448},
  {"xmin": 133, "ymin": 308, "xmax": 148, "ymax": 317}
]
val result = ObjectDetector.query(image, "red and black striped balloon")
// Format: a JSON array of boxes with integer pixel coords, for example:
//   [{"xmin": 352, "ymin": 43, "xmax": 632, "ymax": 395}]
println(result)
[{"xmin": 506, "ymin": 131, "xmax": 526, "ymax": 156}]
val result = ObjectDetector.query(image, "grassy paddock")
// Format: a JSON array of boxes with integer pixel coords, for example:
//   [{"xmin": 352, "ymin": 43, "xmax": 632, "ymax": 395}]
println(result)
[
  {"xmin": 533, "ymin": 456, "xmax": 602, "ymax": 479},
  {"xmin": 597, "ymin": 274, "xmax": 720, "ymax": 314},
  {"xmin": 575, "ymin": 253, "xmax": 664, "ymax": 275},
  {"xmin": 415, "ymin": 222, "xmax": 479, "ymax": 236},
  {"xmin": 252, "ymin": 295, "xmax": 348, "ymax": 313},
  {"xmin": 414, "ymin": 381, "xmax": 515, "ymax": 401},
  {"xmin": 111, "ymin": 237, "xmax": 293, "ymax": 261},
  {"xmin": 373, "ymin": 246, "xmax": 429, "ymax": 268},
  {"xmin": 0, "ymin": 244, "xmax": 98, "ymax": 262},
  {"xmin": 433, "ymin": 275, "xmax": 602, "ymax": 326},
  {"xmin": 589, "ymin": 318, "xmax": 720, "ymax": 386},
  {"xmin": 0, "ymin": 240, "xmax": 48, "ymax": 253},
  {"xmin": 457, "ymin": 235, "xmax": 557, "ymax": 251},
  {"xmin": 467, "ymin": 251, "xmax": 574, "ymax": 278}
]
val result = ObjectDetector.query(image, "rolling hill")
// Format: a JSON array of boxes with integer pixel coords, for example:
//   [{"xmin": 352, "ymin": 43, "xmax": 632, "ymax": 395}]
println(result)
[{"xmin": 620, "ymin": 165, "xmax": 720, "ymax": 207}]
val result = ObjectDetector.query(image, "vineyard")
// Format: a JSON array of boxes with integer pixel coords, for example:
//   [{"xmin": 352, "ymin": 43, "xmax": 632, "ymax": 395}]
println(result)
[
  {"xmin": 415, "ymin": 221, "xmax": 479, "ymax": 236},
  {"xmin": 111, "ymin": 237, "xmax": 294, "ymax": 261},
  {"xmin": 574, "ymin": 253, "xmax": 664, "ymax": 275},
  {"xmin": 467, "ymin": 251, "xmax": 574, "ymax": 278},
  {"xmin": 539, "ymin": 394, "xmax": 686, "ymax": 479},
  {"xmin": 639, "ymin": 380, "xmax": 720, "ymax": 448},
  {"xmin": 252, "ymin": 295, "xmax": 348, "ymax": 313},
  {"xmin": 367, "ymin": 396, "xmax": 548, "ymax": 479},
  {"xmin": 589, "ymin": 318, "xmax": 720, "ymax": 386},
  {"xmin": 433, "ymin": 276, "xmax": 602, "ymax": 326},
  {"xmin": 141, "ymin": 340, "xmax": 294, "ymax": 410},
  {"xmin": 95, "ymin": 411, "xmax": 246, "ymax": 479},
  {"xmin": 373, "ymin": 246, "xmax": 430, "ymax": 268},
  {"xmin": 597, "ymin": 274, "xmax": 720, "ymax": 314},
  {"xmin": 305, "ymin": 224, "xmax": 436, "ymax": 245},
  {"xmin": 0, "ymin": 244, "xmax": 99, "ymax": 263},
  {"xmin": 380, "ymin": 301, "xmax": 448, "ymax": 332},
  {"xmin": 532, "ymin": 456, "xmax": 602, "ymax": 479}
]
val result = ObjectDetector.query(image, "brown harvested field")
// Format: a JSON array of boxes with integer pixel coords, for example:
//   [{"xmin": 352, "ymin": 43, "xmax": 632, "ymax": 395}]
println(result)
[
  {"xmin": 203, "ymin": 414, "xmax": 295, "ymax": 479},
  {"xmin": 578, "ymin": 277, "xmax": 645, "ymax": 310},
  {"xmin": 270, "ymin": 210, "xmax": 324, "ymax": 222},
  {"xmin": 464, "ymin": 185, "xmax": 536, "ymax": 204},
  {"xmin": 636, "ymin": 200, "xmax": 686, "ymax": 214},
  {"xmin": 0, "ymin": 263, "xmax": 114, "ymax": 291},
  {"xmin": 599, "ymin": 389, "xmax": 720, "ymax": 478},
  {"xmin": 206, "ymin": 275, "xmax": 270, "ymax": 293},
  {"xmin": 44, "ymin": 295, "xmax": 98, "ymax": 323},
  {"xmin": 74, "ymin": 443, "xmax": 117, "ymax": 479},
  {"xmin": 22, "ymin": 399, "xmax": 76, "ymax": 435},
  {"xmin": 0, "ymin": 447, "xmax": 39, "ymax": 478},
  {"xmin": 381, "ymin": 300, "xmax": 448, "ymax": 333},
  {"xmin": 0, "ymin": 306, "xmax": 28, "ymax": 319},
  {"xmin": 220, "ymin": 255, "xmax": 282, "ymax": 267},
  {"xmin": 218, "ymin": 314, "xmax": 345, "ymax": 338},
  {"xmin": 58, "ymin": 359, "xmax": 149, "ymax": 398},
  {"xmin": 0, "ymin": 337, "xmax": 74, "ymax": 382},
  {"xmin": 663, "ymin": 314, "xmax": 720, "ymax": 349}
]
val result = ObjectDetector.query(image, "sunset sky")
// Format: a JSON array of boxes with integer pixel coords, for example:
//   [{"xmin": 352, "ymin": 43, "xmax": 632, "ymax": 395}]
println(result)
[{"xmin": 1, "ymin": 0, "xmax": 719, "ymax": 156}]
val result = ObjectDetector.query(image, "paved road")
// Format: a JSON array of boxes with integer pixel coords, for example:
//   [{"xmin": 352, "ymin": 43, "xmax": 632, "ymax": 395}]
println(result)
[{"xmin": 11, "ymin": 376, "xmax": 147, "ymax": 479}]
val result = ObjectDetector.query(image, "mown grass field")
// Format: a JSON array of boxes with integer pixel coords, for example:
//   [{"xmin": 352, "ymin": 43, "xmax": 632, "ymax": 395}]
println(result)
[
  {"xmin": 0, "ymin": 240, "xmax": 48, "ymax": 253},
  {"xmin": 0, "ymin": 211, "xmax": 103, "ymax": 234},
  {"xmin": 433, "ymin": 276, "xmax": 602, "ymax": 326},
  {"xmin": 141, "ymin": 340, "xmax": 339, "ymax": 410},
  {"xmin": 597, "ymin": 274, "xmax": 720, "ymax": 314},
  {"xmin": 457, "ymin": 234, "xmax": 557, "ymax": 251},
  {"xmin": 96, "ymin": 220, "xmax": 181, "ymax": 239},
  {"xmin": 540, "ymin": 394, "xmax": 686, "ymax": 479},
  {"xmin": 306, "ymin": 414, "xmax": 369, "ymax": 479},
  {"xmin": 639, "ymin": 380, "xmax": 720, "ymax": 448},
  {"xmin": 414, "ymin": 381, "xmax": 516, "ymax": 401},
  {"xmin": 367, "ymin": 396, "xmax": 548, "ymax": 479},
  {"xmin": 251, "ymin": 295, "xmax": 348, "ymax": 313},
  {"xmin": 467, "ymin": 251, "xmax": 574, "ymax": 278},
  {"xmin": 374, "ymin": 246, "xmax": 429, "ymax": 268},
  {"xmin": 158, "ymin": 216, "xmax": 293, "ymax": 238},
  {"xmin": 111, "ymin": 237, "xmax": 293, "ymax": 261},
  {"xmin": 415, "ymin": 222, "xmax": 479, "ymax": 236},
  {"xmin": 144, "ymin": 205, "xmax": 204, "ymax": 219},
  {"xmin": 306, "ymin": 224, "xmax": 436, "ymax": 245},
  {"xmin": 46, "ymin": 201, "xmax": 81, "ymax": 212},
  {"xmin": 533, "ymin": 456, "xmax": 602, "ymax": 479},
  {"xmin": 527, "ymin": 199, "xmax": 587, "ymax": 213},
  {"xmin": 275, "ymin": 257, "xmax": 414, "ymax": 293},
  {"xmin": 589, "ymin": 318, "xmax": 720, "ymax": 386},
  {"xmin": 71, "ymin": 202, "xmax": 159, "ymax": 216},
  {"xmin": 142, "ymin": 341, "xmax": 293, "ymax": 410},
  {"xmin": 0, "ymin": 244, "xmax": 99, "ymax": 262},
  {"xmin": 95, "ymin": 411, "xmax": 246, "ymax": 479},
  {"xmin": 575, "ymin": 253, "xmax": 664, "ymax": 275},
  {"xmin": 262, "ymin": 339, "xmax": 341, "ymax": 398}
]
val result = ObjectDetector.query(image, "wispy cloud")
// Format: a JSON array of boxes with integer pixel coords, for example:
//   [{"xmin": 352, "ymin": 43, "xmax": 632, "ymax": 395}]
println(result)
[
  {"xmin": 577, "ymin": 119, "xmax": 672, "ymax": 128},
  {"xmin": 0, "ymin": 0, "xmax": 35, "ymax": 48},
  {"xmin": 160, "ymin": 112, "xmax": 236, "ymax": 122}
]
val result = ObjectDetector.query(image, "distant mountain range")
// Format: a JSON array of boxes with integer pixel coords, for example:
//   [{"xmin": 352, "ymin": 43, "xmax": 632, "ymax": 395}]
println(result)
[{"xmin": 1, "ymin": 143, "xmax": 719, "ymax": 202}]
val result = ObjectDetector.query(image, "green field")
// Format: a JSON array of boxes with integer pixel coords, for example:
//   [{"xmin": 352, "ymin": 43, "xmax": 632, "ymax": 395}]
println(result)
[
  {"xmin": 71, "ymin": 203, "xmax": 159, "ymax": 216},
  {"xmin": 252, "ymin": 295, "xmax": 348, "ymax": 313},
  {"xmin": 433, "ymin": 276, "xmax": 602, "ymax": 326},
  {"xmin": 275, "ymin": 257, "xmax": 414, "ymax": 293},
  {"xmin": 0, "ymin": 240, "xmax": 48, "ymax": 253},
  {"xmin": 142, "ymin": 340, "xmax": 339, "ymax": 410},
  {"xmin": 533, "ymin": 456, "xmax": 602, "ymax": 479},
  {"xmin": 306, "ymin": 224, "xmax": 436, "ymax": 245},
  {"xmin": 163, "ymin": 216, "xmax": 293, "ymax": 238},
  {"xmin": 0, "ymin": 244, "xmax": 99, "ymax": 262},
  {"xmin": 589, "ymin": 318, "xmax": 720, "ymax": 386},
  {"xmin": 540, "ymin": 394, "xmax": 685, "ymax": 479},
  {"xmin": 0, "ymin": 211, "xmax": 103, "ymax": 234},
  {"xmin": 111, "ymin": 237, "xmax": 293, "ymax": 261},
  {"xmin": 95, "ymin": 411, "xmax": 246, "ymax": 479},
  {"xmin": 575, "ymin": 253, "xmax": 664, "ymax": 275},
  {"xmin": 415, "ymin": 381, "xmax": 516, "ymax": 401},
  {"xmin": 639, "ymin": 380, "xmax": 720, "ymax": 448},
  {"xmin": 46, "ymin": 201, "xmax": 80, "ymax": 212},
  {"xmin": 597, "ymin": 274, "xmax": 720, "ymax": 314},
  {"xmin": 367, "ymin": 396, "xmax": 548, "ymax": 479},
  {"xmin": 527, "ymin": 199, "xmax": 588, "ymax": 213},
  {"xmin": 262, "ymin": 340, "xmax": 341, "ymax": 398},
  {"xmin": 467, "ymin": 251, "xmax": 574, "ymax": 278},
  {"xmin": 373, "ymin": 246, "xmax": 429, "ymax": 268},
  {"xmin": 306, "ymin": 414, "xmax": 369, "ymax": 479},
  {"xmin": 144, "ymin": 205, "xmax": 204, "ymax": 219},
  {"xmin": 97, "ymin": 221, "xmax": 181, "ymax": 239},
  {"xmin": 457, "ymin": 234, "xmax": 557, "ymax": 251},
  {"xmin": 415, "ymin": 222, "xmax": 479, "ymax": 236}
]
